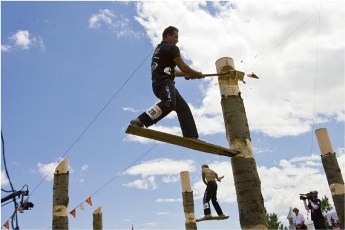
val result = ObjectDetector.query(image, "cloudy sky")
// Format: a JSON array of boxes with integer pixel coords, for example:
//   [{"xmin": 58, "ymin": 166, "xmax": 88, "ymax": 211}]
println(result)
[{"xmin": 1, "ymin": 1, "xmax": 344, "ymax": 229}]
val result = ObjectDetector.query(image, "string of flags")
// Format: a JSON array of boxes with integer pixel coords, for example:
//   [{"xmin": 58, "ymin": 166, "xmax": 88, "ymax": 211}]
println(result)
[
  {"xmin": 2, "ymin": 220, "xmax": 10, "ymax": 229},
  {"xmin": 69, "ymin": 196, "xmax": 93, "ymax": 218},
  {"xmin": 2, "ymin": 196, "xmax": 93, "ymax": 228},
  {"xmin": 2, "ymin": 208, "xmax": 19, "ymax": 229}
]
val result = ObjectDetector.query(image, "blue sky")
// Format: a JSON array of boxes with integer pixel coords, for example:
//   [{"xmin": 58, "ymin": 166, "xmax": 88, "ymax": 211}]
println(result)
[{"xmin": 1, "ymin": 1, "xmax": 344, "ymax": 229}]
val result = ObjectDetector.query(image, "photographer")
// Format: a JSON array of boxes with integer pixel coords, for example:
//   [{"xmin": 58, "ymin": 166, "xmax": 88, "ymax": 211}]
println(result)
[{"xmin": 302, "ymin": 191, "xmax": 326, "ymax": 230}]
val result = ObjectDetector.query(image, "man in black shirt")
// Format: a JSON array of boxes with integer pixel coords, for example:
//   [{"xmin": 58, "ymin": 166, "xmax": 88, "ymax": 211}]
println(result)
[
  {"xmin": 303, "ymin": 191, "xmax": 327, "ymax": 229},
  {"xmin": 130, "ymin": 26, "xmax": 203, "ymax": 138}
]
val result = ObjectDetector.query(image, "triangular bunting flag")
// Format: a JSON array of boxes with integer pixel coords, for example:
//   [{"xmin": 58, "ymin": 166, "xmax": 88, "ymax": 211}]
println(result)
[
  {"xmin": 69, "ymin": 209, "xmax": 76, "ymax": 218},
  {"xmin": 86, "ymin": 197, "xmax": 92, "ymax": 206},
  {"xmin": 79, "ymin": 203, "xmax": 84, "ymax": 211},
  {"xmin": 3, "ymin": 220, "xmax": 9, "ymax": 229}
]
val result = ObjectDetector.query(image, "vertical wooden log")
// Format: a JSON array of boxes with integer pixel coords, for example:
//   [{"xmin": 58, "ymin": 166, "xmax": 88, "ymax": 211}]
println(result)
[
  {"xmin": 93, "ymin": 206, "xmax": 103, "ymax": 230},
  {"xmin": 315, "ymin": 128, "xmax": 344, "ymax": 228},
  {"xmin": 180, "ymin": 171, "xmax": 197, "ymax": 230},
  {"xmin": 52, "ymin": 158, "xmax": 69, "ymax": 230},
  {"xmin": 215, "ymin": 57, "xmax": 267, "ymax": 229}
]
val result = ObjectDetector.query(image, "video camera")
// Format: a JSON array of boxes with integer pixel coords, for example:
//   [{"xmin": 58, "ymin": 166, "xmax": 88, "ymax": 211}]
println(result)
[
  {"xmin": 299, "ymin": 191, "xmax": 318, "ymax": 201},
  {"xmin": 21, "ymin": 201, "xmax": 34, "ymax": 210}
]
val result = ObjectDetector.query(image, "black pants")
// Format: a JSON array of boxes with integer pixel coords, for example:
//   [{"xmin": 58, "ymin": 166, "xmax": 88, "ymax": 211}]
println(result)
[
  {"xmin": 312, "ymin": 218, "xmax": 326, "ymax": 230},
  {"xmin": 203, "ymin": 181, "xmax": 223, "ymax": 216},
  {"xmin": 138, "ymin": 78, "xmax": 198, "ymax": 138}
]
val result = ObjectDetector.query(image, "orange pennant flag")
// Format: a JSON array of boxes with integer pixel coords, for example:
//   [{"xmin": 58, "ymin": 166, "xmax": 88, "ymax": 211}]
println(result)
[
  {"xmin": 3, "ymin": 220, "xmax": 9, "ymax": 229},
  {"xmin": 69, "ymin": 209, "xmax": 76, "ymax": 218},
  {"xmin": 86, "ymin": 197, "xmax": 92, "ymax": 206}
]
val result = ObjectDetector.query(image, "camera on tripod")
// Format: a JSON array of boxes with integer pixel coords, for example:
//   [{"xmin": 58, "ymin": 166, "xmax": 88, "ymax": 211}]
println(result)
[{"xmin": 299, "ymin": 191, "xmax": 318, "ymax": 201}]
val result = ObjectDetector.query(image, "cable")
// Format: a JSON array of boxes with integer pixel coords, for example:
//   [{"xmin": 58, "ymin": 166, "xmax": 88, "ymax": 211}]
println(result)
[
  {"xmin": 243, "ymin": 1, "xmax": 328, "ymax": 73},
  {"xmin": 1, "ymin": 132, "xmax": 20, "ymax": 229},
  {"xmin": 29, "ymin": 2, "xmax": 191, "ymax": 199},
  {"xmin": 1, "ymin": 188, "xmax": 13, "ymax": 193},
  {"xmin": 29, "ymin": 52, "xmax": 152, "ymax": 197},
  {"xmin": 310, "ymin": 0, "xmax": 322, "ymax": 156},
  {"xmin": 91, "ymin": 143, "xmax": 157, "ymax": 197},
  {"xmin": 306, "ymin": 0, "xmax": 322, "ymax": 191},
  {"xmin": 1, "ymin": 200, "xmax": 15, "ymax": 207},
  {"xmin": 69, "ymin": 143, "xmax": 158, "ymax": 213},
  {"xmin": 1, "ymin": 132, "xmax": 14, "ymax": 192}
]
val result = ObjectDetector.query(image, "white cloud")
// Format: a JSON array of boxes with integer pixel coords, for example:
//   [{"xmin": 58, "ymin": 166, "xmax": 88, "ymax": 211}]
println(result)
[
  {"xmin": 9, "ymin": 30, "xmax": 45, "ymax": 51},
  {"xmin": 10, "ymin": 30, "xmax": 31, "ymax": 49},
  {"xmin": 124, "ymin": 158, "xmax": 196, "ymax": 190},
  {"xmin": 122, "ymin": 107, "xmax": 140, "ymax": 113},
  {"xmin": 162, "ymin": 174, "xmax": 179, "ymax": 183},
  {"xmin": 143, "ymin": 222, "xmax": 159, "ymax": 228},
  {"xmin": 89, "ymin": 9, "xmax": 115, "ymax": 29},
  {"xmin": 89, "ymin": 9, "xmax": 143, "ymax": 39},
  {"xmin": 1, "ymin": 44, "xmax": 11, "ymax": 52},
  {"xmin": 125, "ymin": 158, "xmax": 196, "ymax": 177},
  {"xmin": 157, "ymin": 211, "xmax": 172, "ymax": 216},
  {"xmin": 36, "ymin": 159, "xmax": 71, "ymax": 181},
  {"xmin": 81, "ymin": 164, "xmax": 89, "ymax": 171},
  {"xmin": 123, "ymin": 176, "xmax": 157, "ymax": 190},
  {"xmin": 134, "ymin": 1, "xmax": 344, "ymax": 138},
  {"xmin": 1, "ymin": 170, "xmax": 9, "ymax": 186},
  {"xmin": 156, "ymin": 198, "xmax": 182, "ymax": 203},
  {"xmin": 37, "ymin": 161, "xmax": 59, "ymax": 181}
]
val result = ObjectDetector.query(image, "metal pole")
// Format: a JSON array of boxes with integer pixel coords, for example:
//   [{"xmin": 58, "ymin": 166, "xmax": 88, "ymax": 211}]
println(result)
[
  {"xmin": 315, "ymin": 128, "xmax": 344, "ymax": 228},
  {"xmin": 215, "ymin": 57, "xmax": 267, "ymax": 229},
  {"xmin": 52, "ymin": 158, "xmax": 69, "ymax": 229},
  {"xmin": 180, "ymin": 171, "xmax": 197, "ymax": 230}
]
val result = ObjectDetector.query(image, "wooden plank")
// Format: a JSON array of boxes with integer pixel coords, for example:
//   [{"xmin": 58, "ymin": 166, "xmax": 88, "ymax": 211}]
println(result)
[
  {"xmin": 125, "ymin": 125, "xmax": 239, "ymax": 157},
  {"xmin": 196, "ymin": 215, "xmax": 229, "ymax": 222}
]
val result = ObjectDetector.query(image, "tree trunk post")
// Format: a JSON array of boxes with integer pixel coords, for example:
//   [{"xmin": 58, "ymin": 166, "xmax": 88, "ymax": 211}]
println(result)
[
  {"xmin": 315, "ymin": 128, "xmax": 344, "ymax": 228},
  {"xmin": 93, "ymin": 206, "xmax": 103, "ymax": 230},
  {"xmin": 52, "ymin": 158, "xmax": 69, "ymax": 230},
  {"xmin": 215, "ymin": 57, "xmax": 267, "ymax": 229},
  {"xmin": 180, "ymin": 171, "xmax": 197, "ymax": 230}
]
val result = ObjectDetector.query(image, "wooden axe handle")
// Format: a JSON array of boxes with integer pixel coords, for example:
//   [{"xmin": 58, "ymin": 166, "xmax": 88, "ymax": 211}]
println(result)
[
  {"xmin": 176, "ymin": 70, "xmax": 235, "ymax": 78},
  {"xmin": 201, "ymin": 70, "xmax": 235, "ymax": 77}
]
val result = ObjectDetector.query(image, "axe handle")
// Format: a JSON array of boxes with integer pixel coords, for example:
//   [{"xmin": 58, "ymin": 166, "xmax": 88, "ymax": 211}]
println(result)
[
  {"xmin": 202, "ymin": 71, "xmax": 233, "ymax": 77},
  {"xmin": 176, "ymin": 70, "xmax": 235, "ymax": 78}
]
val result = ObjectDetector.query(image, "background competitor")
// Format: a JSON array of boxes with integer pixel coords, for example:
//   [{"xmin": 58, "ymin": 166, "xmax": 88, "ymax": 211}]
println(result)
[{"xmin": 201, "ymin": 164, "xmax": 226, "ymax": 219}]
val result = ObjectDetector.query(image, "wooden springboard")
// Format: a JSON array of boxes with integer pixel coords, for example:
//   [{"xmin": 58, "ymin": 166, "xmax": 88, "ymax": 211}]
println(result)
[
  {"xmin": 196, "ymin": 215, "xmax": 229, "ymax": 222},
  {"xmin": 125, "ymin": 125, "xmax": 239, "ymax": 157}
]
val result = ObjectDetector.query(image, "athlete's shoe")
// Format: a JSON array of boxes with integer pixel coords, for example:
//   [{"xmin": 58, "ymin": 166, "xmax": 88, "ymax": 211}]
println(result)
[
  {"xmin": 130, "ymin": 118, "xmax": 144, "ymax": 128},
  {"xmin": 204, "ymin": 214, "xmax": 212, "ymax": 219},
  {"xmin": 188, "ymin": 137, "xmax": 205, "ymax": 143},
  {"xmin": 218, "ymin": 214, "xmax": 226, "ymax": 217}
]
